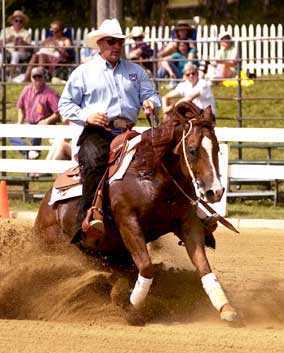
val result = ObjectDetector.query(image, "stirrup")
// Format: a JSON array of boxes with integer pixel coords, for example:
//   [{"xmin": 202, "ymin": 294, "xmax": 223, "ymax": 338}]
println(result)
[{"xmin": 89, "ymin": 218, "xmax": 105, "ymax": 234}]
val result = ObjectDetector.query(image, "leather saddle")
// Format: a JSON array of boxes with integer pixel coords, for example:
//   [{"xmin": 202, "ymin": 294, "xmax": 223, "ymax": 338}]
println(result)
[{"xmin": 53, "ymin": 129, "xmax": 140, "ymax": 192}]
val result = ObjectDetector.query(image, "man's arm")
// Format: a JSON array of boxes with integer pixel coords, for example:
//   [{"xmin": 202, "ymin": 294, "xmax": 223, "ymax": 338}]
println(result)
[
  {"xmin": 157, "ymin": 42, "xmax": 177, "ymax": 58},
  {"xmin": 59, "ymin": 68, "xmax": 109, "ymax": 129},
  {"xmin": 38, "ymin": 112, "xmax": 60, "ymax": 125},
  {"xmin": 58, "ymin": 68, "xmax": 89, "ymax": 124},
  {"xmin": 162, "ymin": 85, "xmax": 183, "ymax": 110},
  {"xmin": 139, "ymin": 69, "xmax": 161, "ymax": 112},
  {"xmin": 17, "ymin": 108, "xmax": 25, "ymax": 124}
]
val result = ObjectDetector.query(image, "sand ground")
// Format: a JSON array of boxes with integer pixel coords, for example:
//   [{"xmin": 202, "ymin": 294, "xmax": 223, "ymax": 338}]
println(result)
[{"xmin": 0, "ymin": 218, "xmax": 283, "ymax": 353}]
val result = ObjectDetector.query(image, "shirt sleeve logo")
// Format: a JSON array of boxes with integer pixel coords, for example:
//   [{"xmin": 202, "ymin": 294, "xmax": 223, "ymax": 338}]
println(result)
[{"xmin": 129, "ymin": 73, "xmax": 137, "ymax": 81}]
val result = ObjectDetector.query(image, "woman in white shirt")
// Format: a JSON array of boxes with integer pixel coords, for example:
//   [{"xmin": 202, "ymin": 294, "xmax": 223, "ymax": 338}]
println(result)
[{"xmin": 162, "ymin": 63, "xmax": 216, "ymax": 115}]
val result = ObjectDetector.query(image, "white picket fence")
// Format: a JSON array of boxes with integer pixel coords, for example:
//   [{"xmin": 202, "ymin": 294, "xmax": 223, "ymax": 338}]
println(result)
[{"xmin": 27, "ymin": 23, "xmax": 284, "ymax": 76}]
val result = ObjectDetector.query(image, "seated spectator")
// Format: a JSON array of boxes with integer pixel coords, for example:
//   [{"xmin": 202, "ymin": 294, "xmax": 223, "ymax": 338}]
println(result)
[
  {"xmin": 127, "ymin": 27, "xmax": 153, "ymax": 73},
  {"xmin": 158, "ymin": 20, "xmax": 196, "ymax": 59},
  {"xmin": 157, "ymin": 41, "xmax": 197, "ymax": 84},
  {"xmin": 0, "ymin": 10, "xmax": 32, "ymax": 77},
  {"xmin": 23, "ymin": 20, "xmax": 72, "ymax": 82},
  {"xmin": 10, "ymin": 66, "xmax": 60, "ymax": 159},
  {"xmin": 162, "ymin": 63, "xmax": 216, "ymax": 115},
  {"xmin": 46, "ymin": 120, "xmax": 72, "ymax": 160},
  {"xmin": 207, "ymin": 32, "xmax": 238, "ymax": 80},
  {"xmin": 46, "ymin": 138, "xmax": 71, "ymax": 160},
  {"xmin": 80, "ymin": 46, "xmax": 97, "ymax": 64}
]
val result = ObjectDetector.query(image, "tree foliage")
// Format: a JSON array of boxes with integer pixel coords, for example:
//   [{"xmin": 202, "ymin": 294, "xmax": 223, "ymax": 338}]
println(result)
[{"xmin": 2, "ymin": 0, "xmax": 284, "ymax": 29}]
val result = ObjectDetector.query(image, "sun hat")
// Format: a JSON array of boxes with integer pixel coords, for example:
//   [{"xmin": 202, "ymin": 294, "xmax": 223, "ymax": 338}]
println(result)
[
  {"xmin": 174, "ymin": 20, "xmax": 192, "ymax": 31},
  {"xmin": 130, "ymin": 26, "xmax": 144, "ymax": 38},
  {"xmin": 84, "ymin": 19, "xmax": 126, "ymax": 48},
  {"xmin": 8, "ymin": 10, "xmax": 29, "ymax": 24},
  {"xmin": 31, "ymin": 66, "xmax": 45, "ymax": 77}
]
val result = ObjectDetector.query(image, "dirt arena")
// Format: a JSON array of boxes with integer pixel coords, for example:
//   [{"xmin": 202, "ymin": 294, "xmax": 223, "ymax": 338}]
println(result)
[{"xmin": 0, "ymin": 218, "xmax": 283, "ymax": 353}]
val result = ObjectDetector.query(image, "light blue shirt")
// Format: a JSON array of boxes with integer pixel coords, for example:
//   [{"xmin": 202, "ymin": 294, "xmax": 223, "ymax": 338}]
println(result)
[{"xmin": 59, "ymin": 53, "xmax": 161, "ymax": 126}]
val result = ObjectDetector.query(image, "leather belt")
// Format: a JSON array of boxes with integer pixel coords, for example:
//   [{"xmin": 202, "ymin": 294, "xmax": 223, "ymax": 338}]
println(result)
[{"xmin": 108, "ymin": 117, "xmax": 134, "ymax": 130}]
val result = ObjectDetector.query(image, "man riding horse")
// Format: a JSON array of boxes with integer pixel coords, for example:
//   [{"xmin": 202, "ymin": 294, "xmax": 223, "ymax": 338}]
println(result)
[
  {"xmin": 59, "ymin": 18, "xmax": 217, "ymax": 245},
  {"xmin": 58, "ymin": 19, "xmax": 161, "ymax": 236}
]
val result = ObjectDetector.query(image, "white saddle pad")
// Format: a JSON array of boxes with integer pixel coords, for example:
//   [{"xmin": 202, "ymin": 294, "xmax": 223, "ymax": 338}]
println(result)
[
  {"xmin": 48, "ymin": 134, "xmax": 142, "ymax": 205},
  {"xmin": 48, "ymin": 184, "xmax": 82, "ymax": 206}
]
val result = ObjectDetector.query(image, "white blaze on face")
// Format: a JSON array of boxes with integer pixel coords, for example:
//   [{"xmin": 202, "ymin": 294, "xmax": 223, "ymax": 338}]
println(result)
[{"xmin": 201, "ymin": 136, "xmax": 222, "ymax": 192}]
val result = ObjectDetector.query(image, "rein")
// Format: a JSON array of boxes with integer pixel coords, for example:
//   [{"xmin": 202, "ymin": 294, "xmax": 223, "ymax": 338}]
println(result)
[{"xmin": 162, "ymin": 121, "xmax": 239, "ymax": 234}]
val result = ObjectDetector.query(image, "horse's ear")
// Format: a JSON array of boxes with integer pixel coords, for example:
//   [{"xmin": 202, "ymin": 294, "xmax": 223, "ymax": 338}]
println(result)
[
  {"xmin": 202, "ymin": 105, "xmax": 216, "ymax": 126},
  {"xmin": 174, "ymin": 100, "xmax": 202, "ymax": 122}
]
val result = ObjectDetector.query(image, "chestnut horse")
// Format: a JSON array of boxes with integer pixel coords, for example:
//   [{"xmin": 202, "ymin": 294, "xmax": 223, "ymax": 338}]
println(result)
[{"xmin": 34, "ymin": 101, "xmax": 238, "ymax": 323}]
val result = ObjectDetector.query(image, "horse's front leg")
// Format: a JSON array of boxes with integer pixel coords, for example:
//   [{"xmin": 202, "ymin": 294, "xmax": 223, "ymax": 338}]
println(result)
[
  {"xmin": 118, "ymin": 214, "xmax": 154, "ymax": 310},
  {"xmin": 179, "ymin": 217, "xmax": 238, "ymax": 322}
]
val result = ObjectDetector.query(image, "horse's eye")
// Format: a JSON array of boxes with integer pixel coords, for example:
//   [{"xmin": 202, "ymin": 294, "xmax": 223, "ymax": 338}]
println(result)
[{"xmin": 187, "ymin": 146, "xmax": 198, "ymax": 158}]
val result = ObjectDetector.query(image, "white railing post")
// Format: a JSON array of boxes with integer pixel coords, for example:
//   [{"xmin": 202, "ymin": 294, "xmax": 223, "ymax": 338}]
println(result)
[
  {"xmin": 255, "ymin": 24, "xmax": 261, "ymax": 76},
  {"xmin": 277, "ymin": 24, "xmax": 283, "ymax": 75}
]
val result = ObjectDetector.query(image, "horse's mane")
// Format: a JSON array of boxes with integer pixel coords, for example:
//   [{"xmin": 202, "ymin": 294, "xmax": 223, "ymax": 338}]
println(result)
[{"xmin": 133, "ymin": 102, "xmax": 215, "ymax": 173}]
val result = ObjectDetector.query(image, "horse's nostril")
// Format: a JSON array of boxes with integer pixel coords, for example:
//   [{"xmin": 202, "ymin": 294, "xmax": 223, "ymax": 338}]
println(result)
[{"xmin": 205, "ymin": 190, "xmax": 214, "ymax": 199}]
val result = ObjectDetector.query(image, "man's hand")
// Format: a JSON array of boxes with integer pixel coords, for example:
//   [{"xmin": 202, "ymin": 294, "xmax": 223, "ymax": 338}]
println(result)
[
  {"xmin": 86, "ymin": 112, "xmax": 109, "ymax": 128},
  {"xmin": 143, "ymin": 100, "xmax": 155, "ymax": 116}
]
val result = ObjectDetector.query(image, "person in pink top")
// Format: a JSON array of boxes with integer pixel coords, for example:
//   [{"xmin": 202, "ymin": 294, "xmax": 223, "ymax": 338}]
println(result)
[{"xmin": 11, "ymin": 66, "xmax": 60, "ymax": 159}]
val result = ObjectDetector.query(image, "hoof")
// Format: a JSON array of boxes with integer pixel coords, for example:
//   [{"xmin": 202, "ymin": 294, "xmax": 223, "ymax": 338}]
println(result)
[
  {"xmin": 220, "ymin": 310, "xmax": 238, "ymax": 322},
  {"xmin": 220, "ymin": 303, "xmax": 238, "ymax": 322},
  {"xmin": 124, "ymin": 304, "xmax": 146, "ymax": 326}
]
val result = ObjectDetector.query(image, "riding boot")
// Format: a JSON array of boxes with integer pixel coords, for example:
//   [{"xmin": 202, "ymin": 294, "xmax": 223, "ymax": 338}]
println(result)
[{"xmin": 72, "ymin": 125, "xmax": 113, "ymax": 245}]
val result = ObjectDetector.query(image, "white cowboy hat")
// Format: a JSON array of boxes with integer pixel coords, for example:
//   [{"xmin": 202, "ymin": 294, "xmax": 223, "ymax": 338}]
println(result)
[
  {"xmin": 84, "ymin": 19, "xmax": 126, "ymax": 48},
  {"xmin": 130, "ymin": 26, "xmax": 144, "ymax": 38}
]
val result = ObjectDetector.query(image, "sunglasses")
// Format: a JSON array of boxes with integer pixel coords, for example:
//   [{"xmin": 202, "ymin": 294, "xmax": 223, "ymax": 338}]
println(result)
[
  {"xmin": 32, "ymin": 75, "xmax": 43, "ymax": 79},
  {"xmin": 105, "ymin": 37, "xmax": 125, "ymax": 46},
  {"xmin": 14, "ymin": 19, "xmax": 23, "ymax": 23},
  {"xmin": 185, "ymin": 71, "xmax": 197, "ymax": 77}
]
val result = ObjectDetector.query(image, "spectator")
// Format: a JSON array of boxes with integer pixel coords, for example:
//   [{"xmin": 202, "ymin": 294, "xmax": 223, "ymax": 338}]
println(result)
[
  {"xmin": 0, "ymin": 10, "xmax": 32, "ymax": 77},
  {"xmin": 127, "ymin": 26, "xmax": 153, "ymax": 73},
  {"xmin": 11, "ymin": 66, "xmax": 60, "ymax": 159},
  {"xmin": 23, "ymin": 20, "xmax": 72, "ymax": 82},
  {"xmin": 207, "ymin": 32, "xmax": 238, "ymax": 80},
  {"xmin": 46, "ymin": 120, "xmax": 72, "ymax": 160},
  {"xmin": 158, "ymin": 20, "xmax": 196, "ymax": 59},
  {"xmin": 157, "ymin": 41, "xmax": 196, "ymax": 82},
  {"xmin": 80, "ymin": 32, "xmax": 98, "ymax": 64},
  {"xmin": 46, "ymin": 138, "xmax": 71, "ymax": 160},
  {"xmin": 80, "ymin": 46, "xmax": 97, "ymax": 64},
  {"xmin": 162, "ymin": 63, "xmax": 216, "ymax": 115}
]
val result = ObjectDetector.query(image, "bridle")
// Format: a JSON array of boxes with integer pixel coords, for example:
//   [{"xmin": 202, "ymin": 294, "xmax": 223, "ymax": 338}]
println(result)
[
  {"xmin": 181, "ymin": 119, "xmax": 200, "ymax": 195},
  {"xmin": 162, "ymin": 118, "xmax": 239, "ymax": 234}
]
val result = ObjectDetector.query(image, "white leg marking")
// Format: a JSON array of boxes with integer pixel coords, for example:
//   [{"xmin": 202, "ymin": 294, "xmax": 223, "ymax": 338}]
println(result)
[
  {"xmin": 201, "ymin": 272, "xmax": 229, "ymax": 311},
  {"xmin": 130, "ymin": 274, "xmax": 153, "ymax": 308}
]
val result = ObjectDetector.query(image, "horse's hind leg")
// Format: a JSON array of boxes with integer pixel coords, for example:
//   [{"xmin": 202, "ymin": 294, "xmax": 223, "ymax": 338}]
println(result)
[{"xmin": 179, "ymin": 219, "xmax": 238, "ymax": 322}]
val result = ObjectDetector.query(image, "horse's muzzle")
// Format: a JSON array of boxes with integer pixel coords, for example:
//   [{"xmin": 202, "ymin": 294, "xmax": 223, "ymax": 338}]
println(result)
[{"xmin": 204, "ymin": 187, "xmax": 224, "ymax": 203}]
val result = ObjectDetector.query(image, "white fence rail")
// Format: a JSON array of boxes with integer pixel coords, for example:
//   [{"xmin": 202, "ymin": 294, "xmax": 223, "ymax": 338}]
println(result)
[
  {"xmin": 1, "ymin": 124, "xmax": 284, "ymax": 215},
  {"xmin": 26, "ymin": 24, "xmax": 284, "ymax": 76}
]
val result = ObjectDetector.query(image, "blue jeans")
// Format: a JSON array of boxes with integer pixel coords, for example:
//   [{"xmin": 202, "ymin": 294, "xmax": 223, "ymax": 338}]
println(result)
[
  {"xmin": 157, "ymin": 62, "xmax": 182, "ymax": 79},
  {"xmin": 10, "ymin": 137, "xmax": 42, "ymax": 156}
]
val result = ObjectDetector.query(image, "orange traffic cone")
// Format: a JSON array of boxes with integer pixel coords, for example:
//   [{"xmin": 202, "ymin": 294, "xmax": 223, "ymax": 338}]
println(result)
[{"xmin": 0, "ymin": 180, "xmax": 10, "ymax": 218}]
